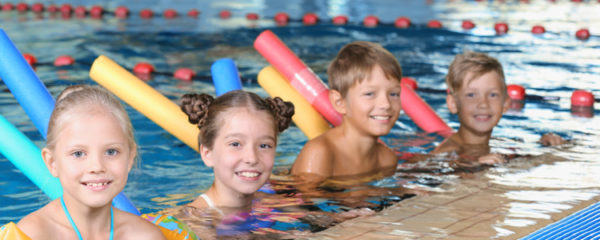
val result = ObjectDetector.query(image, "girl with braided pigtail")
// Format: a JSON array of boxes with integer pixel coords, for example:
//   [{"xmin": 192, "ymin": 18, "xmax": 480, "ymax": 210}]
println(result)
[{"xmin": 179, "ymin": 90, "xmax": 294, "ymax": 214}]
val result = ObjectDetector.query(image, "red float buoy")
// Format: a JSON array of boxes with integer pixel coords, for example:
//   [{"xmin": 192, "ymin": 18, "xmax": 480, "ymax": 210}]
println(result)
[
  {"xmin": 395, "ymin": 17, "xmax": 411, "ymax": 28},
  {"xmin": 60, "ymin": 4, "xmax": 72, "ymax": 14},
  {"xmin": 47, "ymin": 4, "xmax": 58, "ymax": 13},
  {"xmin": 133, "ymin": 62, "xmax": 154, "ymax": 75},
  {"xmin": 31, "ymin": 3, "xmax": 44, "ymax": 13},
  {"xmin": 507, "ymin": 84, "xmax": 526, "ymax": 101},
  {"xmin": 74, "ymin": 6, "xmax": 86, "ymax": 17},
  {"xmin": 174, "ymin": 68, "xmax": 196, "ymax": 81},
  {"xmin": 303, "ymin": 13, "xmax": 319, "ymax": 25},
  {"xmin": 54, "ymin": 55, "xmax": 75, "ymax": 66},
  {"xmin": 401, "ymin": 77, "xmax": 418, "ymax": 90},
  {"xmin": 332, "ymin": 15, "xmax": 348, "ymax": 25},
  {"xmin": 140, "ymin": 9, "xmax": 153, "ymax": 18},
  {"xmin": 164, "ymin": 9, "xmax": 177, "ymax": 18},
  {"xmin": 462, "ymin": 20, "xmax": 475, "ymax": 30},
  {"xmin": 219, "ymin": 10, "xmax": 231, "ymax": 19},
  {"xmin": 2, "ymin": 3, "xmax": 14, "ymax": 11},
  {"xmin": 246, "ymin": 13, "xmax": 259, "ymax": 20},
  {"xmin": 427, "ymin": 20, "xmax": 442, "ymax": 28},
  {"xmin": 531, "ymin": 25, "xmax": 545, "ymax": 34},
  {"xmin": 274, "ymin": 12, "xmax": 289, "ymax": 25},
  {"xmin": 363, "ymin": 15, "xmax": 379, "ymax": 27},
  {"xmin": 89, "ymin": 5, "xmax": 103, "ymax": 18},
  {"xmin": 114, "ymin": 6, "xmax": 129, "ymax": 18},
  {"xmin": 494, "ymin": 22, "xmax": 509, "ymax": 34},
  {"xmin": 571, "ymin": 90, "xmax": 594, "ymax": 107},
  {"xmin": 576, "ymin": 28, "xmax": 590, "ymax": 40},
  {"xmin": 23, "ymin": 53, "xmax": 37, "ymax": 66},
  {"xmin": 187, "ymin": 9, "xmax": 200, "ymax": 18},
  {"xmin": 16, "ymin": 2, "xmax": 28, "ymax": 12}
]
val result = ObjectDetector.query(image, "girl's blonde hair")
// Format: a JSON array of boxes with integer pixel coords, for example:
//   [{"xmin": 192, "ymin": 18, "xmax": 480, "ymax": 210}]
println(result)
[{"xmin": 46, "ymin": 85, "xmax": 135, "ymax": 151}]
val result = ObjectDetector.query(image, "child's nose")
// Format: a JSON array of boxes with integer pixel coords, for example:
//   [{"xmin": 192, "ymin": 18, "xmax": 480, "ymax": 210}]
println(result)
[
  {"xmin": 243, "ymin": 146, "xmax": 259, "ymax": 165},
  {"xmin": 88, "ymin": 153, "xmax": 106, "ymax": 173},
  {"xmin": 477, "ymin": 97, "xmax": 490, "ymax": 108},
  {"xmin": 377, "ymin": 94, "xmax": 391, "ymax": 109}
]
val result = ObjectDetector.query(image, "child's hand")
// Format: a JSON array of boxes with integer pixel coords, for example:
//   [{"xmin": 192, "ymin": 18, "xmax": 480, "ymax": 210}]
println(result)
[
  {"xmin": 477, "ymin": 153, "xmax": 506, "ymax": 165},
  {"xmin": 540, "ymin": 133, "xmax": 567, "ymax": 146}
]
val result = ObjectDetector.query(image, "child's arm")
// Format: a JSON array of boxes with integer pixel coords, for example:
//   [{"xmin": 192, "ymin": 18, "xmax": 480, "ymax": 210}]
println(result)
[
  {"xmin": 477, "ymin": 153, "xmax": 506, "ymax": 165},
  {"xmin": 540, "ymin": 133, "xmax": 567, "ymax": 146}
]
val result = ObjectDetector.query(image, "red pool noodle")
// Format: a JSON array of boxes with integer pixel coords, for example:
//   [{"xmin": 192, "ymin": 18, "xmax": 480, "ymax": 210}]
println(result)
[
  {"xmin": 401, "ymin": 83, "xmax": 453, "ymax": 137},
  {"xmin": 254, "ymin": 30, "xmax": 342, "ymax": 126}
]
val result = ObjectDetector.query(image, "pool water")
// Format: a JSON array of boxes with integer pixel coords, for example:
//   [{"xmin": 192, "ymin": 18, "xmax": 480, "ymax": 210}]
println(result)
[{"xmin": 1, "ymin": 0, "xmax": 600, "ymax": 238}]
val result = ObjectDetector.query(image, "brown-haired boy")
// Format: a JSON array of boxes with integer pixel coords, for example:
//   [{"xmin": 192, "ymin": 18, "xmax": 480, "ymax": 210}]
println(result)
[
  {"xmin": 431, "ymin": 51, "xmax": 565, "ymax": 164},
  {"xmin": 291, "ymin": 41, "xmax": 402, "ymax": 180}
]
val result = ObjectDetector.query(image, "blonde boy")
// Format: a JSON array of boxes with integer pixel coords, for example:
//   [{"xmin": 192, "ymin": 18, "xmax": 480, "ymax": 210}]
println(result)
[
  {"xmin": 291, "ymin": 41, "xmax": 402, "ymax": 180},
  {"xmin": 432, "ymin": 52, "xmax": 564, "ymax": 164}
]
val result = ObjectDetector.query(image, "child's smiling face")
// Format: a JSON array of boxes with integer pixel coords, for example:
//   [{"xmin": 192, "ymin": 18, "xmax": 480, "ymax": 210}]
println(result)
[
  {"xmin": 341, "ymin": 64, "xmax": 402, "ymax": 137},
  {"xmin": 450, "ymin": 71, "xmax": 509, "ymax": 137},
  {"xmin": 201, "ymin": 107, "xmax": 276, "ymax": 198},
  {"xmin": 44, "ymin": 105, "xmax": 135, "ymax": 208}
]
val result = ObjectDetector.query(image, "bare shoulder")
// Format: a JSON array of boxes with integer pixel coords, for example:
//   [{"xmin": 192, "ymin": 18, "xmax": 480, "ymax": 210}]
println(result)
[
  {"xmin": 17, "ymin": 200, "xmax": 62, "ymax": 239},
  {"xmin": 114, "ymin": 210, "xmax": 166, "ymax": 240},
  {"xmin": 431, "ymin": 134, "xmax": 460, "ymax": 154},
  {"xmin": 291, "ymin": 133, "xmax": 335, "ymax": 177},
  {"xmin": 377, "ymin": 142, "xmax": 398, "ymax": 168}
]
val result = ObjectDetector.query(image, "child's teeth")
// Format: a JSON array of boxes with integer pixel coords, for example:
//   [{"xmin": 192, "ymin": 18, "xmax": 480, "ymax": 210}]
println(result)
[
  {"xmin": 372, "ymin": 116, "xmax": 389, "ymax": 120},
  {"xmin": 87, "ymin": 182, "xmax": 106, "ymax": 187},
  {"xmin": 239, "ymin": 172, "xmax": 259, "ymax": 177}
]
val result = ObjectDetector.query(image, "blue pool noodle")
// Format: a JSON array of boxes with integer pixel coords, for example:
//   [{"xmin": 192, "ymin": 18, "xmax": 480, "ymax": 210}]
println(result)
[
  {"xmin": 211, "ymin": 58, "xmax": 242, "ymax": 96},
  {"xmin": 0, "ymin": 29, "xmax": 54, "ymax": 139},
  {"xmin": 0, "ymin": 115, "xmax": 63, "ymax": 199},
  {"xmin": 0, "ymin": 29, "xmax": 139, "ymax": 215}
]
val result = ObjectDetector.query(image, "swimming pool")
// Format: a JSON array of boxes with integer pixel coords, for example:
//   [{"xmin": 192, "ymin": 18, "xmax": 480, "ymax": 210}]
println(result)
[{"xmin": 1, "ymin": 0, "xmax": 599, "ymax": 238}]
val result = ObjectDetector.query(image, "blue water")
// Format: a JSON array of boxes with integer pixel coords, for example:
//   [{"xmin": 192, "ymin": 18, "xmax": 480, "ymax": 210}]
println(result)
[{"xmin": 1, "ymin": 0, "xmax": 600, "ymax": 236}]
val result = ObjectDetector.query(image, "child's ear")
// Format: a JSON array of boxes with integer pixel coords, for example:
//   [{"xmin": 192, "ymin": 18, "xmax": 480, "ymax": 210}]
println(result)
[
  {"xmin": 502, "ymin": 96, "xmax": 510, "ymax": 113},
  {"xmin": 127, "ymin": 144, "xmax": 137, "ymax": 172},
  {"xmin": 199, "ymin": 145, "xmax": 214, "ymax": 167},
  {"xmin": 329, "ymin": 90, "xmax": 346, "ymax": 115},
  {"xmin": 446, "ymin": 94, "xmax": 458, "ymax": 114},
  {"xmin": 41, "ymin": 147, "xmax": 58, "ymax": 177}
]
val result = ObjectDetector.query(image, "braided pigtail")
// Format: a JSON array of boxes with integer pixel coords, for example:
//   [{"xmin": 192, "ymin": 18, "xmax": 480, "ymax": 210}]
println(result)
[
  {"xmin": 180, "ymin": 93, "xmax": 215, "ymax": 130},
  {"xmin": 265, "ymin": 97, "xmax": 295, "ymax": 132}
]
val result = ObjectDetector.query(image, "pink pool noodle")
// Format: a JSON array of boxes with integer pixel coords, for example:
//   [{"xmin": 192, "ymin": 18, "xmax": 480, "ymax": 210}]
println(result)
[
  {"xmin": 254, "ymin": 30, "xmax": 342, "ymax": 126},
  {"xmin": 401, "ymin": 83, "xmax": 453, "ymax": 136}
]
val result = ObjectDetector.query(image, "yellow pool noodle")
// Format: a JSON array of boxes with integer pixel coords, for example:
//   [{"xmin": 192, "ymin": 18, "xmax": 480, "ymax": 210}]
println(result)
[
  {"xmin": 258, "ymin": 66, "xmax": 330, "ymax": 139},
  {"xmin": 89, "ymin": 55, "xmax": 199, "ymax": 152}
]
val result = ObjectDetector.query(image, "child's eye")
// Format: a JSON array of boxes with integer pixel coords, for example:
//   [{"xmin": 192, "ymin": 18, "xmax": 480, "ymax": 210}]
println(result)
[
  {"xmin": 465, "ymin": 92, "xmax": 476, "ymax": 98},
  {"xmin": 390, "ymin": 92, "xmax": 400, "ymax": 97},
  {"xmin": 489, "ymin": 92, "xmax": 499, "ymax": 98},
  {"xmin": 72, "ymin": 151, "xmax": 85, "ymax": 158},
  {"xmin": 259, "ymin": 143, "xmax": 273, "ymax": 149},
  {"xmin": 363, "ymin": 92, "xmax": 374, "ymax": 97},
  {"xmin": 229, "ymin": 142, "xmax": 241, "ymax": 147},
  {"xmin": 106, "ymin": 148, "xmax": 119, "ymax": 156}
]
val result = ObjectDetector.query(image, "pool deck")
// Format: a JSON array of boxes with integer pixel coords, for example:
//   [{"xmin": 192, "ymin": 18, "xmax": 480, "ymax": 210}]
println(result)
[{"xmin": 306, "ymin": 154, "xmax": 600, "ymax": 239}]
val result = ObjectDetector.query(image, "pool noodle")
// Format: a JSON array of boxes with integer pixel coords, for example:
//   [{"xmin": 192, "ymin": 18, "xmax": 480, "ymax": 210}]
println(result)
[
  {"xmin": 254, "ymin": 30, "xmax": 343, "ymax": 126},
  {"xmin": 0, "ymin": 115, "xmax": 62, "ymax": 199},
  {"xmin": 0, "ymin": 29, "xmax": 53, "ymax": 138},
  {"xmin": 89, "ymin": 55, "xmax": 200, "ymax": 152},
  {"xmin": 0, "ymin": 30, "xmax": 138, "ymax": 214},
  {"xmin": 258, "ymin": 66, "xmax": 330, "ymax": 139},
  {"xmin": 211, "ymin": 58, "xmax": 242, "ymax": 96},
  {"xmin": 401, "ymin": 83, "xmax": 452, "ymax": 136}
]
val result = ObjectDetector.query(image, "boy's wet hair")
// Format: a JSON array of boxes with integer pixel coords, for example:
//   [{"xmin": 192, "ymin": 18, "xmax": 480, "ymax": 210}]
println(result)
[
  {"xmin": 180, "ymin": 90, "xmax": 295, "ymax": 149},
  {"xmin": 446, "ymin": 51, "xmax": 506, "ymax": 96},
  {"xmin": 328, "ymin": 41, "xmax": 403, "ymax": 97},
  {"xmin": 47, "ymin": 85, "xmax": 135, "ymax": 151}
]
